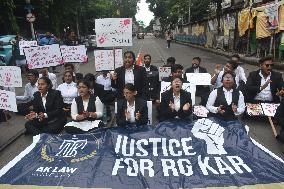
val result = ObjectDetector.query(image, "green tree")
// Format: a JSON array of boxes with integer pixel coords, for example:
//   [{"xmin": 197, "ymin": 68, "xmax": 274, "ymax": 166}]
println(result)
[{"xmin": 0, "ymin": 0, "xmax": 19, "ymax": 34}]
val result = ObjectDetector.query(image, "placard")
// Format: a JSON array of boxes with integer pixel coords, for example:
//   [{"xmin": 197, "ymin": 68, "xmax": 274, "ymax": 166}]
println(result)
[
  {"xmin": 261, "ymin": 103, "xmax": 280, "ymax": 117},
  {"xmin": 24, "ymin": 44, "xmax": 63, "ymax": 69},
  {"xmin": 147, "ymin": 101, "xmax": 152, "ymax": 125},
  {"xmin": 19, "ymin": 40, "xmax": 37, "ymax": 55},
  {"xmin": 158, "ymin": 67, "xmax": 171, "ymax": 81},
  {"xmin": 0, "ymin": 66, "xmax": 22, "ymax": 87},
  {"xmin": 193, "ymin": 105, "xmax": 209, "ymax": 117},
  {"xmin": 60, "ymin": 45, "xmax": 87, "ymax": 63},
  {"xmin": 0, "ymin": 90, "xmax": 17, "ymax": 112},
  {"xmin": 95, "ymin": 18, "xmax": 132, "ymax": 47},
  {"xmin": 246, "ymin": 103, "xmax": 264, "ymax": 116},
  {"xmin": 186, "ymin": 73, "xmax": 211, "ymax": 85},
  {"xmin": 94, "ymin": 50, "xmax": 114, "ymax": 71},
  {"xmin": 114, "ymin": 49, "xmax": 123, "ymax": 68}
]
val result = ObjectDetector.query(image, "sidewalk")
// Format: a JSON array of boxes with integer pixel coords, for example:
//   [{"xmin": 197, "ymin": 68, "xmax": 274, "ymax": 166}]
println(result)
[{"xmin": 174, "ymin": 40, "xmax": 284, "ymax": 69}]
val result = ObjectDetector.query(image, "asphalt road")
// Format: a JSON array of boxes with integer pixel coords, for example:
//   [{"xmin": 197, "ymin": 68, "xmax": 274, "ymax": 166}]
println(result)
[{"xmin": 0, "ymin": 36, "xmax": 283, "ymax": 170}]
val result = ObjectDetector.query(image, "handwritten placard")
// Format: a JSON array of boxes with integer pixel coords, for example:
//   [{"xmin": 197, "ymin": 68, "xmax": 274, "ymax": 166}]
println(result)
[
  {"xmin": 114, "ymin": 49, "xmax": 123, "ymax": 68},
  {"xmin": 19, "ymin": 40, "xmax": 37, "ymax": 55},
  {"xmin": 94, "ymin": 50, "xmax": 114, "ymax": 71},
  {"xmin": 159, "ymin": 67, "xmax": 171, "ymax": 81},
  {"xmin": 0, "ymin": 90, "xmax": 17, "ymax": 112},
  {"xmin": 246, "ymin": 103, "xmax": 264, "ymax": 116},
  {"xmin": 95, "ymin": 18, "xmax": 132, "ymax": 47},
  {"xmin": 186, "ymin": 73, "xmax": 211, "ymax": 85},
  {"xmin": 193, "ymin": 105, "xmax": 209, "ymax": 117},
  {"xmin": 60, "ymin": 45, "xmax": 87, "ymax": 63},
  {"xmin": 261, "ymin": 103, "xmax": 280, "ymax": 117},
  {"xmin": 24, "ymin": 44, "xmax": 63, "ymax": 69},
  {"xmin": 147, "ymin": 101, "xmax": 152, "ymax": 125},
  {"xmin": 0, "ymin": 66, "xmax": 22, "ymax": 87}
]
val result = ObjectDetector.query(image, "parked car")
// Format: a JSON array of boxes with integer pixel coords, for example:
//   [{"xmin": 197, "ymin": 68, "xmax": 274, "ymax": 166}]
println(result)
[
  {"xmin": 137, "ymin": 33, "xmax": 144, "ymax": 39},
  {"xmin": 84, "ymin": 35, "xmax": 97, "ymax": 50},
  {"xmin": 0, "ymin": 35, "xmax": 16, "ymax": 65}
]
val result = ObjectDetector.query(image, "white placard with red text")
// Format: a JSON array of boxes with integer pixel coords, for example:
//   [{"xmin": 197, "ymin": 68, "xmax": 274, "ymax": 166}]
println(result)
[
  {"xmin": 158, "ymin": 67, "xmax": 171, "ymax": 81},
  {"xmin": 186, "ymin": 73, "xmax": 211, "ymax": 85},
  {"xmin": 261, "ymin": 103, "xmax": 280, "ymax": 117},
  {"xmin": 0, "ymin": 66, "xmax": 22, "ymax": 87},
  {"xmin": 94, "ymin": 50, "xmax": 114, "ymax": 71},
  {"xmin": 0, "ymin": 90, "xmax": 17, "ymax": 112},
  {"xmin": 19, "ymin": 40, "xmax": 38, "ymax": 55},
  {"xmin": 114, "ymin": 49, "xmax": 123, "ymax": 68},
  {"xmin": 60, "ymin": 45, "xmax": 87, "ymax": 63}
]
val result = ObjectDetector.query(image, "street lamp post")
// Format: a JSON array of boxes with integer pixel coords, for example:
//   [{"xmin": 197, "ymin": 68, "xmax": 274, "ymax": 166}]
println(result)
[{"xmin": 25, "ymin": 0, "xmax": 35, "ymax": 39}]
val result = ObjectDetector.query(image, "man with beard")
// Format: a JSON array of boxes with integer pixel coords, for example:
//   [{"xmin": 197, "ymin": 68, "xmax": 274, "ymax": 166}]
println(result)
[
  {"xmin": 184, "ymin": 57, "xmax": 210, "ymax": 106},
  {"xmin": 246, "ymin": 56, "xmax": 284, "ymax": 103},
  {"xmin": 143, "ymin": 54, "xmax": 159, "ymax": 101}
]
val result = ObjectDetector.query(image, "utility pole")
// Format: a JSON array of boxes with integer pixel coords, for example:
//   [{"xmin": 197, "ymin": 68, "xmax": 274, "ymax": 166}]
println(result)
[
  {"xmin": 188, "ymin": 0, "xmax": 191, "ymax": 23},
  {"xmin": 25, "ymin": 0, "xmax": 35, "ymax": 39}
]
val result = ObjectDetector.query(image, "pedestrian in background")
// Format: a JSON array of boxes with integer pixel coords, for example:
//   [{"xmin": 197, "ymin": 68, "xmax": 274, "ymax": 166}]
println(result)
[{"xmin": 166, "ymin": 31, "xmax": 173, "ymax": 48}]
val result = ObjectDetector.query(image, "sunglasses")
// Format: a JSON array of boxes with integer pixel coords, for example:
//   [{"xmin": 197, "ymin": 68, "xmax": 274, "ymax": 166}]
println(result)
[{"xmin": 265, "ymin": 64, "xmax": 274, "ymax": 68}]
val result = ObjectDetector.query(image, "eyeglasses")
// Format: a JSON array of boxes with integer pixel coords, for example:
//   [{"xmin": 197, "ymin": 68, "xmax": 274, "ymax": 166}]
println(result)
[{"xmin": 265, "ymin": 64, "xmax": 274, "ymax": 68}]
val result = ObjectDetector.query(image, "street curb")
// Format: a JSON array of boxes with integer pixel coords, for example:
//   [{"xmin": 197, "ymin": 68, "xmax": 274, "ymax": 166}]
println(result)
[
  {"xmin": 0, "ymin": 129, "xmax": 25, "ymax": 152},
  {"xmin": 174, "ymin": 40, "xmax": 284, "ymax": 70}
]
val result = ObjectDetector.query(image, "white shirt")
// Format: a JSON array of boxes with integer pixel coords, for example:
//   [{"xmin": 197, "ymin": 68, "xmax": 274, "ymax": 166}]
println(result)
[
  {"xmin": 193, "ymin": 67, "xmax": 199, "ymax": 73},
  {"xmin": 16, "ymin": 82, "xmax": 38, "ymax": 103},
  {"xmin": 57, "ymin": 82, "xmax": 78, "ymax": 104},
  {"xmin": 254, "ymin": 71, "xmax": 273, "ymax": 102},
  {"xmin": 125, "ymin": 68, "xmax": 134, "ymax": 84},
  {"xmin": 41, "ymin": 92, "xmax": 48, "ymax": 109},
  {"xmin": 173, "ymin": 94, "xmax": 181, "ymax": 112},
  {"xmin": 235, "ymin": 66, "xmax": 247, "ymax": 83},
  {"xmin": 39, "ymin": 73, "xmax": 57, "ymax": 89},
  {"xmin": 126, "ymin": 101, "xmax": 136, "ymax": 123},
  {"xmin": 206, "ymin": 88, "xmax": 245, "ymax": 116},
  {"xmin": 145, "ymin": 66, "xmax": 151, "ymax": 72},
  {"xmin": 96, "ymin": 74, "xmax": 112, "ymax": 91},
  {"xmin": 214, "ymin": 70, "xmax": 240, "ymax": 88},
  {"xmin": 71, "ymin": 96, "xmax": 104, "ymax": 120}
]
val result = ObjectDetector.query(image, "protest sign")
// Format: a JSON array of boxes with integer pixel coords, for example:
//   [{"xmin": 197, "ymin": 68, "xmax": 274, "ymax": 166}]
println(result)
[
  {"xmin": 95, "ymin": 18, "xmax": 132, "ymax": 47},
  {"xmin": 94, "ymin": 50, "xmax": 114, "ymax": 71},
  {"xmin": 186, "ymin": 73, "xmax": 211, "ymax": 85},
  {"xmin": 114, "ymin": 49, "xmax": 123, "ymax": 68},
  {"xmin": 0, "ymin": 90, "xmax": 17, "ymax": 112},
  {"xmin": 265, "ymin": 3, "xmax": 279, "ymax": 29},
  {"xmin": 147, "ymin": 101, "xmax": 152, "ymax": 125},
  {"xmin": 24, "ymin": 44, "xmax": 63, "ymax": 69},
  {"xmin": 246, "ymin": 103, "xmax": 264, "ymax": 116},
  {"xmin": 193, "ymin": 105, "xmax": 209, "ymax": 117},
  {"xmin": 19, "ymin": 40, "xmax": 37, "ymax": 55},
  {"xmin": 1, "ymin": 118, "xmax": 284, "ymax": 188},
  {"xmin": 158, "ymin": 67, "xmax": 171, "ymax": 81},
  {"xmin": 261, "ymin": 103, "xmax": 280, "ymax": 117},
  {"xmin": 0, "ymin": 66, "xmax": 22, "ymax": 87},
  {"xmin": 60, "ymin": 45, "xmax": 87, "ymax": 63}
]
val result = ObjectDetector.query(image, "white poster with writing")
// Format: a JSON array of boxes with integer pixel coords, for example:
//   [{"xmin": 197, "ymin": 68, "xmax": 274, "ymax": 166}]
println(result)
[
  {"xmin": 24, "ymin": 44, "xmax": 63, "ymax": 69},
  {"xmin": 147, "ymin": 101, "xmax": 152, "ymax": 125},
  {"xmin": 0, "ymin": 66, "xmax": 22, "ymax": 87},
  {"xmin": 114, "ymin": 49, "xmax": 123, "ymax": 68},
  {"xmin": 186, "ymin": 73, "xmax": 211, "ymax": 85},
  {"xmin": 261, "ymin": 103, "xmax": 280, "ymax": 117},
  {"xmin": 193, "ymin": 105, "xmax": 209, "ymax": 117},
  {"xmin": 60, "ymin": 45, "xmax": 88, "ymax": 63},
  {"xmin": 19, "ymin": 40, "xmax": 37, "ymax": 55},
  {"xmin": 94, "ymin": 50, "xmax": 114, "ymax": 71},
  {"xmin": 95, "ymin": 18, "xmax": 132, "ymax": 47},
  {"xmin": 159, "ymin": 67, "xmax": 171, "ymax": 81},
  {"xmin": 0, "ymin": 90, "xmax": 17, "ymax": 112}
]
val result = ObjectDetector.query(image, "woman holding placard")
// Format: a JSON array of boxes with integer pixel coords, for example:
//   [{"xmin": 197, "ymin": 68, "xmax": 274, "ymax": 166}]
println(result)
[
  {"xmin": 24, "ymin": 77, "xmax": 66, "ymax": 135},
  {"xmin": 206, "ymin": 71, "xmax": 245, "ymax": 121}
]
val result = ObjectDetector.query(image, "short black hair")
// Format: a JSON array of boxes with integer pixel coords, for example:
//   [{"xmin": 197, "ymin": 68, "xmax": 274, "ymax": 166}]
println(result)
[
  {"xmin": 124, "ymin": 83, "xmax": 136, "ymax": 92},
  {"xmin": 259, "ymin": 56, "xmax": 273, "ymax": 65},
  {"xmin": 77, "ymin": 79, "xmax": 91, "ymax": 89},
  {"xmin": 144, "ymin": 54, "xmax": 151, "ymax": 60},
  {"xmin": 75, "ymin": 73, "xmax": 83, "ymax": 81},
  {"xmin": 124, "ymin": 51, "xmax": 136, "ymax": 61},
  {"xmin": 171, "ymin": 76, "xmax": 183, "ymax": 84},
  {"xmin": 193, "ymin": 57, "xmax": 201, "ymax": 62},
  {"xmin": 171, "ymin": 64, "xmax": 183, "ymax": 73},
  {"xmin": 231, "ymin": 54, "xmax": 240, "ymax": 60},
  {"xmin": 27, "ymin": 69, "xmax": 39, "ymax": 78},
  {"xmin": 221, "ymin": 71, "xmax": 236, "ymax": 85},
  {"xmin": 64, "ymin": 63, "xmax": 74, "ymax": 70},
  {"xmin": 227, "ymin": 59, "xmax": 238, "ymax": 70},
  {"xmin": 38, "ymin": 76, "xmax": 53, "ymax": 90},
  {"xmin": 167, "ymin": 57, "xmax": 176, "ymax": 65}
]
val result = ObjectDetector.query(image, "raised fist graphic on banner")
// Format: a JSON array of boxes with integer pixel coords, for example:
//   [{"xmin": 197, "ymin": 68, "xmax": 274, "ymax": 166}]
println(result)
[{"xmin": 191, "ymin": 118, "xmax": 227, "ymax": 155}]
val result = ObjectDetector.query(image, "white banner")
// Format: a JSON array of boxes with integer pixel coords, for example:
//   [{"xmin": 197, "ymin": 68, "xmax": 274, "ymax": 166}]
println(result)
[
  {"xmin": 158, "ymin": 67, "xmax": 171, "ymax": 81},
  {"xmin": 265, "ymin": 3, "xmax": 279, "ymax": 29},
  {"xmin": 19, "ymin": 40, "xmax": 37, "ymax": 55},
  {"xmin": 60, "ymin": 45, "xmax": 87, "ymax": 63},
  {"xmin": 94, "ymin": 50, "xmax": 114, "ymax": 71},
  {"xmin": 114, "ymin": 49, "xmax": 123, "ymax": 68},
  {"xmin": 0, "ymin": 90, "xmax": 17, "ymax": 112},
  {"xmin": 24, "ymin": 44, "xmax": 63, "ymax": 69},
  {"xmin": 95, "ymin": 18, "xmax": 132, "ymax": 47},
  {"xmin": 186, "ymin": 73, "xmax": 211, "ymax": 85},
  {"xmin": 246, "ymin": 103, "xmax": 264, "ymax": 116},
  {"xmin": 261, "ymin": 103, "xmax": 280, "ymax": 117},
  {"xmin": 0, "ymin": 66, "xmax": 22, "ymax": 87},
  {"xmin": 147, "ymin": 101, "xmax": 152, "ymax": 125}
]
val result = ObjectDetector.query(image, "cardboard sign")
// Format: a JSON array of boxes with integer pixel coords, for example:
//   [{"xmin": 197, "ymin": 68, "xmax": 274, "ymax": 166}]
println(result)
[
  {"xmin": 94, "ymin": 50, "xmax": 114, "ymax": 71},
  {"xmin": 0, "ymin": 66, "xmax": 22, "ymax": 87},
  {"xmin": 60, "ymin": 45, "xmax": 87, "ymax": 63},
  {"xmin": 19, "ymin": 40, "xmax": 37, "ymax": 55},
  {"xmin": 95, "ymin": 18, "xmax": 132, "ymax": 47},
  {"xmin": 261, "ymin": 103, "xmax": 280, "ymax": 117},
  {"xmin": 114, "ymin": 49, "xmax": 123, "ymax": 68},
  {"xmin": 158, "ymin": 67, "xmax": 171, "ymax": 81},
  {"xmin": 147, "ymin": 101, "xmax": 152, "ymax": 125},
  {"xmin": 24, "ymin": 44, "xmax": 63, "ymax": 69},
  {"xmin": 193, "ymin": 105, "xmax": 209, "ymax": 117},
  {"xmin": 0, "ymin": 90, "xmax": 17, "ymax": 112},
  {"xmin": 186, "ymin": 73, "xmax": 211, "ymax": 85},
  {"xmin": 246, "ymin": 103, "xmax": 264, "ymax": 116}
]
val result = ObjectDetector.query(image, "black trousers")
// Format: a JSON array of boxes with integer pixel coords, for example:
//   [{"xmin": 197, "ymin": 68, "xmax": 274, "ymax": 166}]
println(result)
[
  {"xmin": 167, "ymin": 40, "xmax": 171, "ymax": 48},
  {"xmin": 25, "ymin": 118, "xmax": 66, "ymax": 136},
  {"xmin": 17, "ymin": 101, "xmax": 33, "ymax": 116}
]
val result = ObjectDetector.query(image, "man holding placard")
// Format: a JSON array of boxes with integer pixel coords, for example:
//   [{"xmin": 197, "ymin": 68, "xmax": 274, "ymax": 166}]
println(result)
[{"xmin": 184, "ymin": 57, "xmax": 210, "ymax": 106}]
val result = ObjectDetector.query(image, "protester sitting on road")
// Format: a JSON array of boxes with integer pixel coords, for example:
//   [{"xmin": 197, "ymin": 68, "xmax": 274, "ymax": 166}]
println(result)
[
  {"xmin": 184, "ymin": 57, "xmax": 210, "ymax": 106},
  {"xmin": 65, "ymin": 79, "xmax": 104, "ymax": 134},
  {"xmin": 162, "ymin": 64, "xmax": 187, "ymax": 83},
  {"xmin": 39, "ymin": 67, "xmax": 58, "ymax": 89},
  {"xmin": 158, "ymin": 77, "xmax": 192, "ymax": 122},
  {"xmin": 246, "ymin": 56, "xmax": 284, "ymax": 103},
  {"xmin": 231, "ymin": 54, "xmax": 247, "ymax": 84},
  {"xmin": 57, "ymin": 71, "xmax": 78, "ymax": 116},
  {"xmin": 206, "ymin": 71, "xmax": 245, "ymax": 121},
  {"xmin": 16, "ymin": 69, "xmax": 39, "ymax": 115},
  {"xmin": 111, "ymin": 51, "xmax": 147, "ymax": 99},
  {"xmin": 163, "ymin": 56, "xmax": 176, "ymax": 67},
  {"xmin": 116, "ymin": 83, "xmax": 148, "ymax": 127},
  {"xmin": 64, "ymin": 63, "xmax": 76, "ymax": 77},
  {"xmin": 25, "ymin": 77, "xmax": 66, "ymax": 135}
]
